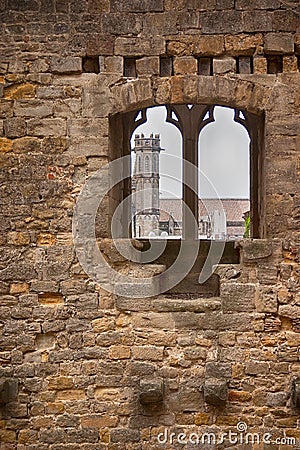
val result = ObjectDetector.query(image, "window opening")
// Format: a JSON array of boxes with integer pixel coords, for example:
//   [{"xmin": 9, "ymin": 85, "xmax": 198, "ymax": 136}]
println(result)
[
  {"xmin": 126, "ymin": 104, "xmax": 263, "ymax": 240},
  {"xmin": 198, "ymin": 106, "xmax": 250, "ymax": 240}
]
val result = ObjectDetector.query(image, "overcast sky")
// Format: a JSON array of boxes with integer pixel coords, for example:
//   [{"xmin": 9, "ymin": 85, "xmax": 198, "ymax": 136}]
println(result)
[{"xmin": 131, "ymin": 105, "xmax": 250, "ymax": 199}]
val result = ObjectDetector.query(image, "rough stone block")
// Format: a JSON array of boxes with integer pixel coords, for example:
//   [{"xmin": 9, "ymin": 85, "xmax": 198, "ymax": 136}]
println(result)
[
  {"xmin": 200, "ymin": 11, "xmax": 244, "ymax": 34},
  {"xmin": 50, "ymin": 56, "xmax": 82, "ymax": 74},
  {"xmin": 56, "ymin": 389, "xmax": 86, "ymax": 401},
  {"xmin": 108, "ymin": 345, "xmax": 131, "ymax": 359},
  {"xmin": 256, "ymin": 289, "xmax": 278, "ymax": 313},
  {"xmin": 272, "ymin": 10, "xmax": 299, "ymax": 33},
  {"xmin": 67, "ymin": 118, "xmax": 108, "ymax": 137},
  {"xmin": 173, "ymin": 56, "xmax": 198, "ymax": 75},
  {"xmin": 18, "ymin": 429, "xmax": 38, "ymax": 444},
  {"xmin": 102, "ymin": 13, "xmax": 141, "ymax": 35},
  {"xmin": 221, "ymin": 282, "xmax": 256, "ymax": 312},
  {"xmin": 178, "ymin": 10, "xmax": 200, "ymax": 30},
  {"xmin": 10, "ymin": 282, "xmax": 29, "ymax": 294},
  {"xmin": 19, "ymin": 294, "xmax": 39, "ymax": 308},
  {"xmin": 143, "ymin": 12, "xmax": 178, "ymax": 35},
  {"xmin": 239, "ymin": 239, "xmax": 274, "ymax": 262},
  {"xmin": 213, "ymin": 57, "xmax": 236, "ymax": 74},
  {"xmin": 225, "ymin": 33, "xmax": 263, "ymax": 56},
  {"xmin": 115, "ymin": 296, "xmax": 152, "ymax": 311},
  {"xmin": 36, "ymin": 86, "xmax": 65, "ymax": 99},
  {"xmin": 132, "ymin": 346, "xmax": 164, "ymax": 361},
  {"xmin": 236, "ymin": 0, "xmax": 280, "ymax": 9},
  {"xmin": 115, "ymin": 37, "xmax": 165, "ymax": 57},
  {"xmin": 110, "ymin": 428, "xmax": 140, "ymax": 443},
  {"xmin": 27, "ymin": 118, "xmax": 67, "ymax": 136},
  {"xmin": 183, "ymin": 345, "xmax": 207, "ymax": 361},
  {"xmin": 203, "ymin": 378, "xmax": 228, "ymax": 406},
  {"xmin": 110, "ymin": 0, "xmax": 164, "ymax": 11},
  {"xmin": 86, "ymin": 34, "xmax": 115, "ymax": 56},
  {"xmin": 133, "ymin": 312, "xmax": 175, "ymax": 329},
  {"xmin": 177, "ymin": 387, "xmax": 203, "ymax": 412},
  {"xmin": 12, "ymin": 136, "xmax": 41, "ymax": 154},
  {"xmin": 4, "ymin": 118, "xmax": 26, "ymax": 138},
  {"xmin": 48, "ymin": 376, "xmax": 74, "ymax": 390},
  {"xmin": 245, "ymin": 361, "xmax": 269, "ymax": 375},
  {"xmin": 0, "ymin": 137, "xmax": 13, "ymax": 153},
  {"xmin": 66, "ymin": 293, "xmax": 98, "ymax": 309},
  {"xmin": 81, "ymin": 414, "xmax": 118, "ymax": 428},
  {"xmin": 100, "ymin": 56, "xmax": 123, "ymax": 74},
  {"xmin": 87, "ymin": 0, "xmax": 109, "ymax": 12},
  {"xmin": 139, "ymin": 378, "xmax": 164, "ymax": 405},
  {"xmin": 7, "ymin": 231, "xmax": 30, "ymax": 246},
  {"xmin": 283, "ymin": 55, "xmax": 299, "ymax": 73},
  {"xmin": 278, "ymin": 304, "xmax": 300, "ymax": 319},
  {"xmin": 243, "ymin": 11, "xmax": 273, "ymax": 33},
  {"xmin": 193, "ymin": 35, "xmax": 225, "ymax": 56},
  {"xmin": 4, "ymin": 83, "xmax": 35, "ymax": 99},
  {"xmin": 14, "ymin": 100, "xmax": 53, "ymax": 118},
  {"xmin": 264, "ymin": 33, "xmax": 294, "ymax": 55},
  {"xmin": 194, "ymin": 412, "xmax": 210, "ymax": 425},
  {"xmin": 205, "ymin": 362, "xmax": 232, "ymax": 379},
  {"xmin": 0, "ymin": 429, "xmax": 16, "ymax": 443},
  {"xmin": 228, "ymin": 390, "xmax": 252, "ymax": 402},
  {"xmin": 136, "ymin": 57, "xmax": 160, "ymax": 76},
  {"xmin": 167, "ymin": 38, "xmax": 192, "ymax": 56},
  {"xmin": 30, "ymin": 280, "xmax": 59, "ymax": 292},
  {"xmin": 265, "ymin": 392, "xmax": 288, "ymax": 407},
  {"xmin": 92, "ymin": 317, "xmax": 115, "ymax": 333},
  {"xmin": 253, "ymin": 56, "xmax": 268, "ymax": 73}
]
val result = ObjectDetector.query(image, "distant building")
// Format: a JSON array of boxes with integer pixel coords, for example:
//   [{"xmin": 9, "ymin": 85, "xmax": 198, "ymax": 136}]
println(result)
[
  {"xmin": 132, "ymin": 134, "xmax": 249, "ymax": 239},
  {"xmin": 131, "ymin": 133, "xmax": 164, "ymax": 238},
  {"xmin": 159, "ymin": 198, "xmax": 250, "ymax": 239}
]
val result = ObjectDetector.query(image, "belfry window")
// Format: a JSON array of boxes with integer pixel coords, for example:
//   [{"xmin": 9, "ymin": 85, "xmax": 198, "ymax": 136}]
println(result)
[{"xmin": 144, "ymin": 155, "xmax": 150, "ymax": 173}]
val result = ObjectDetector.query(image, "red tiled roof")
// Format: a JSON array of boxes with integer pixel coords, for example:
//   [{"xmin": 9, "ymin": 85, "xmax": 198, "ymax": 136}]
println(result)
[{"xmin": 159, "ymin": 198, "xmax": 250, "ymax": 223}]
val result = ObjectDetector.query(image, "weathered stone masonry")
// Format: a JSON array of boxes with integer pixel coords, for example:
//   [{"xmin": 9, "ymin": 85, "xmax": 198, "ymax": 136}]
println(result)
[{"xmin": 0, "ymin": 0, "xmax": 300, "ymax": 448}]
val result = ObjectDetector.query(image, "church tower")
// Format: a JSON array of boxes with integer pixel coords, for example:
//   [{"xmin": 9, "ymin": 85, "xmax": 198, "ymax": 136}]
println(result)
[{"xmin": 132, "ymin": 133, "xmax": 164, "ymax": 237}]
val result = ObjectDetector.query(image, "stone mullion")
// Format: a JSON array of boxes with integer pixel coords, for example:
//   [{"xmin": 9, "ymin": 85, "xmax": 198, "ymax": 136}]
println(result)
[{"xmin": 172, "ymin": 105, "xmax": 208, "ymax": 240}]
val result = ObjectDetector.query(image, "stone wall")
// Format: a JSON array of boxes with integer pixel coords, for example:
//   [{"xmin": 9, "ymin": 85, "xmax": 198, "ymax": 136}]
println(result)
[{"xmin": 0, "ymin": 0, "xmax": 300, "ymax": 448}]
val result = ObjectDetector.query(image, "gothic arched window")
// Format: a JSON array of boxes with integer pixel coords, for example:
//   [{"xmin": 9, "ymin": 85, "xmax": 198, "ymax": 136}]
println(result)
[
  {"xmin": 153, "ymin": 154, "xmax": 158, "ymax": 173},
  {"xmin": 113, "ymin": 104, "xmax": 264, "ymax": 241},
  {"xmin": 144, "ymin": 155, "xmax": 150, "ymax": 173}
]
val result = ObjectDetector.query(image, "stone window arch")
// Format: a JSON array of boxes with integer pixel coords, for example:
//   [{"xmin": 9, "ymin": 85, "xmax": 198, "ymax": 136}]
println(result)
[{"xmin": 109, "ymin": 103, "xmax": 265, "ymax": 240}]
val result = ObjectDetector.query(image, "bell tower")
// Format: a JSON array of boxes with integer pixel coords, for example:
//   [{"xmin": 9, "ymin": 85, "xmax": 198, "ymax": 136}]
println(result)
[{"xmin": 132, "ymin": 133, "xmax": 164, "ymax": 237}]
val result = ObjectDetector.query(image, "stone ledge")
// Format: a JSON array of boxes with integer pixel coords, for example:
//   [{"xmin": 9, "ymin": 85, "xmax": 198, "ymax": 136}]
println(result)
[
  {"xmin": 116, "ymin": 296, "xmax": 221, "ymax": 312},
  {"xmin": 236, "ymin": 239, "xmax": 283, "ymax": 262},
  {"xmin": 152, "ymin": 297, "xmax": 221, "ymax": 312}
]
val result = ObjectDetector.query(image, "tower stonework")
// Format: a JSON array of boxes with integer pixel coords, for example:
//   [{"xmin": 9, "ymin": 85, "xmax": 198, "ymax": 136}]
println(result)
[
  {"xmin": 0, "ymin": 1, "xmax": 300, "ymax": 449},
  {"xmin": 132, "ymin": 133, "xmax": 163, "ymax": 237}
]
